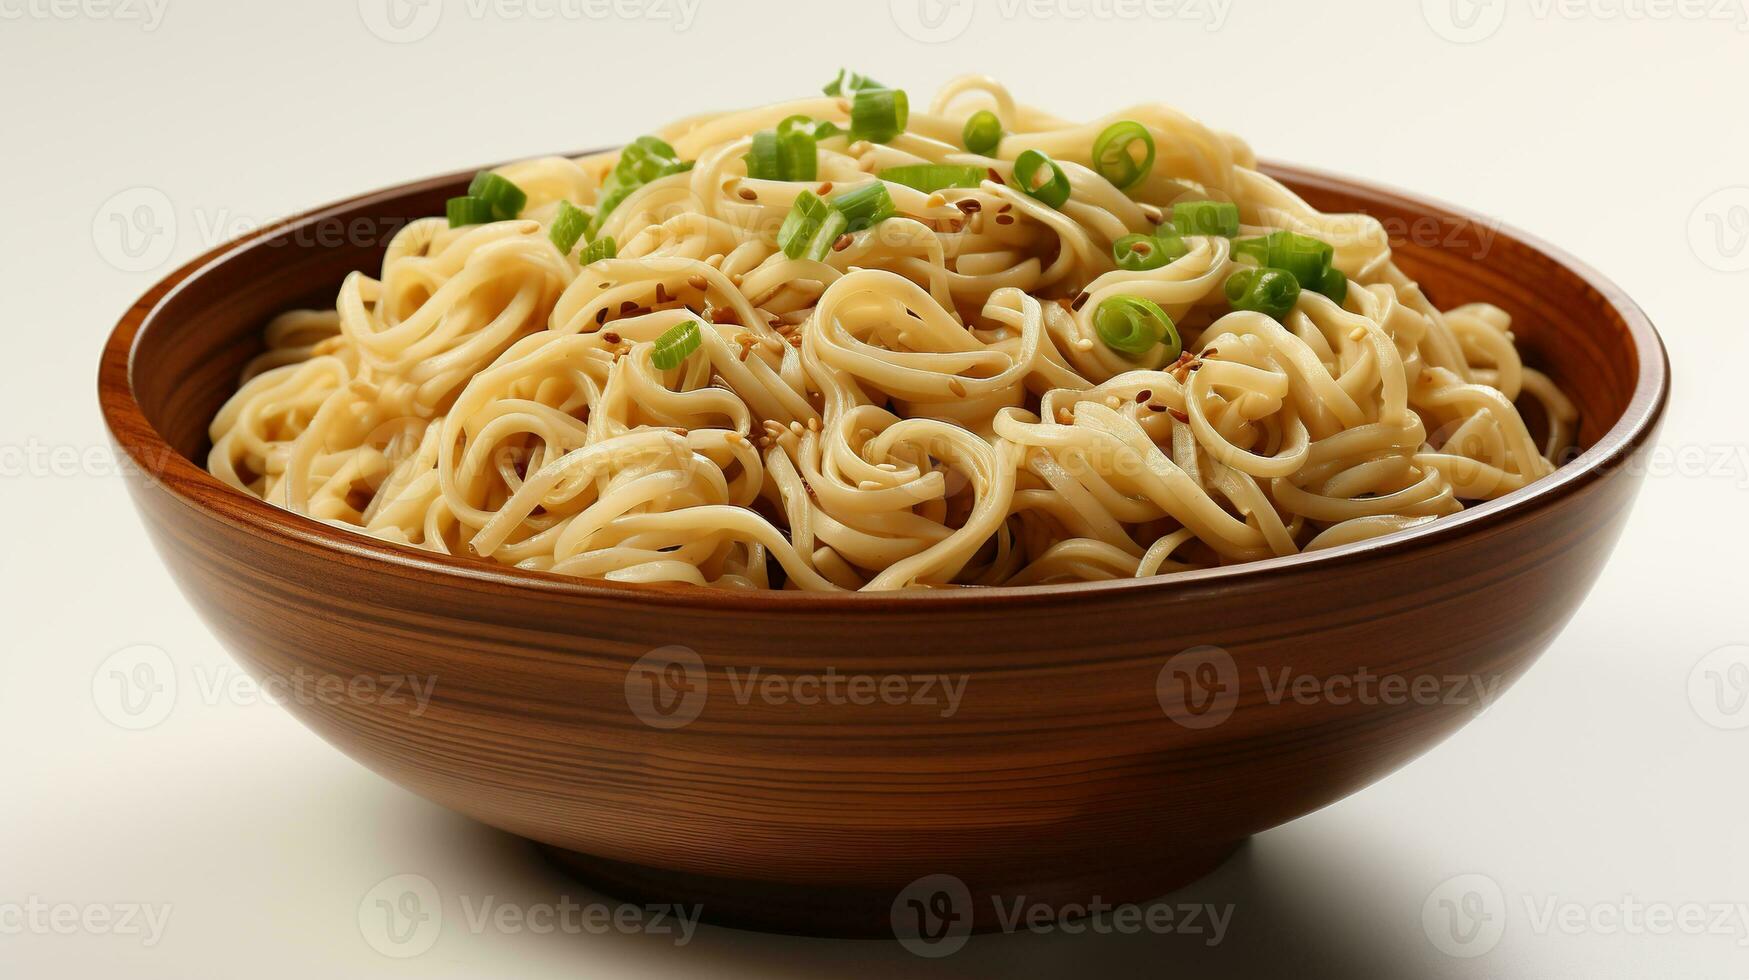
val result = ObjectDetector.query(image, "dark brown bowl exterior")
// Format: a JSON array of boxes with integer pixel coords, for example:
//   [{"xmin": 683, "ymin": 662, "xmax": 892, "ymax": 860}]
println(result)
[{"xmin": 98, "ymin": 160, "xmax": 1668, "ymax": 937}]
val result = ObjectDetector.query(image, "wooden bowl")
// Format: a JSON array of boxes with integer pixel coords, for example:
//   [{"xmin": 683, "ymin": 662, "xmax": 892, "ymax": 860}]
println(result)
[{"xmin": 98, "ymin": 159, "xmax": 1668, "ymax": 939}]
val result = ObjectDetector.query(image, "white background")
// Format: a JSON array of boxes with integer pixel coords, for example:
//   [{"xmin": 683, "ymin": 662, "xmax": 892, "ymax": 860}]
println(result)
[{"xmin": 4, "ymin": 0, "xmax": 1748, "ymax": 975}]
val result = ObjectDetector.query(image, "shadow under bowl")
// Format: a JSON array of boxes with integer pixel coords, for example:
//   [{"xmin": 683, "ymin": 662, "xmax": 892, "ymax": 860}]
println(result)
[{"xmin": 98, "ymin": 159, "xmax": 1668, "ymax": 938}]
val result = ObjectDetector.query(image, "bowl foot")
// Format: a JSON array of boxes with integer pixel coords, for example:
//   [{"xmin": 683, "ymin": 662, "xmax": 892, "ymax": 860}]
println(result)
[{"xmin": 538, "ymin": 838, "xmax": 1246, "ymax": 939}]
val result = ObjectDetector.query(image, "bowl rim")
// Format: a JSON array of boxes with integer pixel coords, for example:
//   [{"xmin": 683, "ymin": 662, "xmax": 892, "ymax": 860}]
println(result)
[{"xmin": 98, "ymin": 157, "xmax": 1671, "ymax": 611}]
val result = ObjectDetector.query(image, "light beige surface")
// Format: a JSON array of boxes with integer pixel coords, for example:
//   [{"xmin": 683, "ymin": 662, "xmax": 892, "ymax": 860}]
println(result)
[{"xmin": 3, "ymin": 1, "xmax": 1746, "ymax": 976}]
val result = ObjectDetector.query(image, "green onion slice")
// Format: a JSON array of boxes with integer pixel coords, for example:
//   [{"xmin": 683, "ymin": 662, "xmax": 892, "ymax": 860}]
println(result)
[
  {"xmin": 877, "ymin": 164, "xmax": 985, "ymax": 193},
  {"xmin": 745, "ymin": 130, "xmax": 781, "ymax": 180},
  {"xmin": 831, "ymin": 182, "xmax": 896, "ymax": 231},
  {"xmin": 1232, "ymin": 236, "xmax": 1269, "ymax": 263},
  {"xmin": 1093, "ymin": 295, "xmax": 1180, "ymax": 359},
  {"xmin": 849, "ymin": 88, "xmax": 908, "ymax": 144},
  {"xmin": 1112, "ymin": 232, "xmax": 1188, "ymax": 271},
  {"xmin": 962, "ymin": 110, "xmax": 1003, "ymax": 155},
  {"xmin": 779, "ymin": 115, "xmax": 840, "ymax": 140},
  {"xmin": 580, "ymin": 235, "xmax": 617, "ymax": 265},
  {"xmin": 1173, "ymin": 200, "xmax": 1241, "ymax": 238},
  {"xmin": 778, "ymin": 191, "xmax": 850, "ymax": 261},
  {"xmin": 823, "ymin": 69, "xmax": 884, "ymax": 97},
  {"xmin": 778, "ymin": 129, "xmax": 818, "ymax": 181},
  {"xmin": 1272, "ymin": 233, "xmax": 1332, "ymax": 285},
  {"xmin": 1225, "ymin": 267, "xmax": 1301, "ymax": 319},
  {"xmin": 549, "ymin": 201, "xmax": 589, "ymax": 253},
  {"xmin": 651, "ymin": 319, "xmax": 704, "ymax": 371},
  {"xmin": 467, "ymin": 171, "xmax": 528, "ymax": 220},
  {"xmin": 1315, "ymin": 265, "xmax": 1348, "ymax": 305},
  {"xmin": 590, "ymin": 137, "xmax": 693, "ymax": 237},
  {"xmin": 745, "ymin": 129, "xmax": 818, "ymax": 182},
  {"xmin": 1013, "ymin": 149, "xmax": 1071, "ymax": 209},
  {"xmin": 1091, "ymin": 121, "xmax": 1156, "ymax": 191},
  {"xmin": 446, "ymin": 196, "xmax": 496, "ymax": 228}
]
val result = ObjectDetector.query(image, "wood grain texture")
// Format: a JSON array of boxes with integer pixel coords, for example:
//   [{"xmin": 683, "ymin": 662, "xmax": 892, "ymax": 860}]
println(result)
[{"xmin": 97, "ymin": 160, "xmax": 1669, "ymax": 937}]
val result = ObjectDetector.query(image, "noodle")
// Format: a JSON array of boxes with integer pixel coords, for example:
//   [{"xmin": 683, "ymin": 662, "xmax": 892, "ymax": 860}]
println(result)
[{"xmin": 207, "ymin": 74, "xmax": 1575, "ymax": 592}]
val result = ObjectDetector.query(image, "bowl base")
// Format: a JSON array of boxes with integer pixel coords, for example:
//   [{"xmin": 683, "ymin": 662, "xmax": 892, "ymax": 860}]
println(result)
[{"xmin": 538, "ymin": 838, "xmax": 1247, "ymax": 939}]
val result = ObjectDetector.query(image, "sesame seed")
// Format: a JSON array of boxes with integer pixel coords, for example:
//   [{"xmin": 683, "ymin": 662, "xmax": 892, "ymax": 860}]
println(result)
[
  {"xmin": 1070, "ymin": 292, "xmax": 1090, "ymax": 311},
  {"xmin": 833, "ymin": 233, "xmax": 853, "ymax": 251},
  {"xmin": 738, "ymin": 187, "xmax": 758, "ymax": 201},
  {"xmin": 816, "ymin": 182, "xmax": 833, "ymax": 195},
  {"xmin": 925, "ymin": 193, "xmax": 946, "ymax": 209},
  {"xmin": 687, "ymin": 274, "xmax": 708, "ymax": 290},
  {"xmin": 986, "ymin": 168, "xmax": 1006, "ymax": 186},
  {"xmin": 947, "ymin": 378, "xmax": 967, "ymax": 397},
  {"xmin": 602, "ymin": 331, "xmax": 621, "ymax": 344},
  {"xmin": 956, "ymin": 199, "xmax": 982, "ymax": 214},
  {"xmin": 1135, "ymin": 389, "xmax": 1152, "ymax": 402},
  {"xmin": 995, "ymin": 214, "xmax": 1014, "ymax": 225}
]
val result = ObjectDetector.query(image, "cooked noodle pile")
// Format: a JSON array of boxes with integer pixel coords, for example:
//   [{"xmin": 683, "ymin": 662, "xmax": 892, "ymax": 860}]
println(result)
[{"xmin": 208, "ymin": 74, "xmax": 1576, "ymax": 591}]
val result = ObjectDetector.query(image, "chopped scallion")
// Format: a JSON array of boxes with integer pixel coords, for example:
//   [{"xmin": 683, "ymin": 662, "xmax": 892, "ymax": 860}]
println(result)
[
  {"xmin": 1091, "ymin": 121, "xmax": 1155, "ymax": 191},
  {"xmin": 1013, "ymin": 149, "xmax": 1071, "ymax": 209},
  {"xmin": 467, "ymin": 171, "xmax": 527, "ymax": 220},
  {"xmin": 651, "ymin": 319, "xmax": 703, "ymax": 370},
  {"xmin": 1093, "ymin": 295, "xmax": 1180, "ymax": 359},
  {"xmin": 589, "ymin": 136, "xmax": 693, "ymax": 237},
  {"xmin": 580, "ymin": 235, "xmax": 616, "ymax": 265},
  {"xmin": 1112, "ymin": 232, "xmax": 1188, "ymax": 272},
  {"xmin": 831, "ymin": 182, "xmax": 896, "ymax": 231},
  {"xmin": 1173, "ymin": 200, "xmax": 1240, "ymax": 238},
  {"xmin": 877, "ymin": 164, "xmax": 985, "ymax": 192},
  {"xmin": 549, "ymin": 200, "xmax": 589, "ymax": 254},
  {"xmin": 446, "ymin": 196, "xmax": 496, "ymax": 228},
  {"xmin": 962, "ymin": 110, "xmax": 1003, "ymax": 155},
  {"xmin": 1225, "ymin": 267, "xmax": 1301, "ymax": 319},
  {"xmin": 822, "ymin": 69, "xmax": 884, "ymax": 97},
  {"xmin": 849, "ymin": 88, "xmax": 908, "ymax": 144},
  {"xmin": 778, "ymin": 191, "xmax": 850, "ymax": 261},
  {"xmin": 1315, "ymin": 265, "xmax": 1348, "ymax": 305}
]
